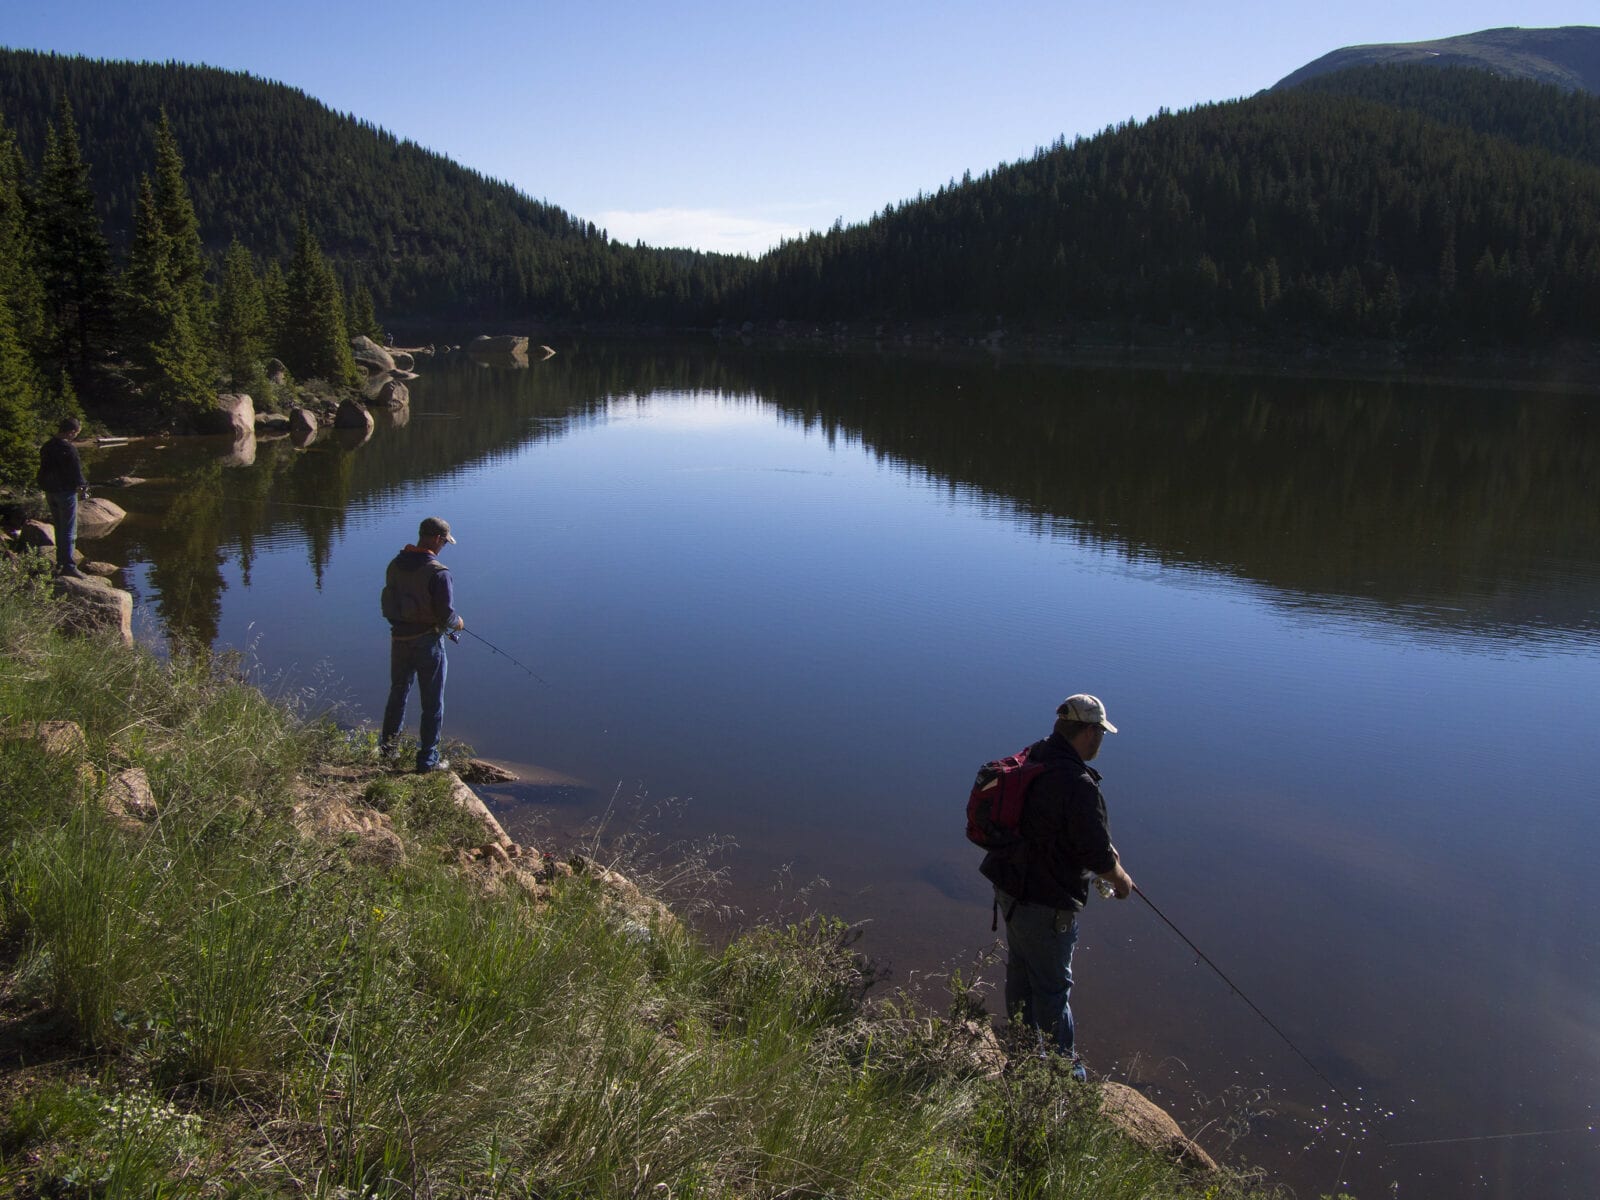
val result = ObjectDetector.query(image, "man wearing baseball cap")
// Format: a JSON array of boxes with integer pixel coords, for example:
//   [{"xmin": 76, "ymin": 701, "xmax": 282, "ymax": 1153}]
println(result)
[
  {"xmin": 980, "ymin": 693, "xmax": 1134, "ymax": 1079},
  {"xmin": 379, "ymin": 517, "xmax": 465, "ymax": 772}
]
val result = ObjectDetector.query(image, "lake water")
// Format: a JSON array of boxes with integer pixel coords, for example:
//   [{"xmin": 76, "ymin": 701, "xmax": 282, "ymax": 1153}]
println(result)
[{"xmin": 80, "ymin": 344, "xmax": 1600, "ymax": 1198}]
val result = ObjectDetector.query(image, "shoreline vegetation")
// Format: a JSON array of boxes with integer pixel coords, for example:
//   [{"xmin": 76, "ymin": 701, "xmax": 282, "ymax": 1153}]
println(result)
[{"xmin": 0, "ymin": 556, "xmax": 1302, "ymax": 1197}]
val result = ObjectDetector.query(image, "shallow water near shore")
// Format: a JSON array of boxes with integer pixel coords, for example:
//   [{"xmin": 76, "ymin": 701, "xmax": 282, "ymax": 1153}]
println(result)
[{"xmin": 82, "ymin": 344, "xmax": 1600, "ymax": 1198}]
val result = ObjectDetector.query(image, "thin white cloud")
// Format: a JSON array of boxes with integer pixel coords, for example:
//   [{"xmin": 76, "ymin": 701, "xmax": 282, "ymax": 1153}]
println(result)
[{"xmin": 594, "ymin": 207, "xmax": 825, "ymax": 257}]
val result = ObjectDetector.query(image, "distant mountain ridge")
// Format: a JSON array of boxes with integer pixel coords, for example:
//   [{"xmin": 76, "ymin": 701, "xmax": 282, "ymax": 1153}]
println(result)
[{"xmin": 1274, "ymin": 25, "xmax": 1600, "ymax": 94}]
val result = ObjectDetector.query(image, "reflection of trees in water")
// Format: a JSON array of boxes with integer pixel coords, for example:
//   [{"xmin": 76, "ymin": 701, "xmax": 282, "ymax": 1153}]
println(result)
[
  {"xmin": 734, "ymin": 355, "xmax": 1600, "ymax": 638},
  {"xmin": 97, "ymin": 347, "xmax": 1600, "ymax": 645}
]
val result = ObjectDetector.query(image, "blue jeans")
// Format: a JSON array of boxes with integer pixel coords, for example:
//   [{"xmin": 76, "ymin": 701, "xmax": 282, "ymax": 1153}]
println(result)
[
  {"xmin": 999, "ymin": 889, "xmax": 1080, "ymax": 1056},
  {"xmin": 381, "ymin": 633, "xmax": 447, "ymax": 770},
  {"xmin": 46, "ymin": 490, "xmax": 78, "ymax": 571}
]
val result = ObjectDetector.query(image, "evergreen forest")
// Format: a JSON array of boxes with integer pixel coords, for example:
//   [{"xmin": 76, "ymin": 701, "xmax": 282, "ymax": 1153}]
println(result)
[{"xmin": 5, "ymin": 47, "xmax": 1600, "ymax": 484}]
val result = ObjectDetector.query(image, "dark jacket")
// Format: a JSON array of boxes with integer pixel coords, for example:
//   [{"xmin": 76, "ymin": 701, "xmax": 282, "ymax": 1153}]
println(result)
[
  {"xmin": 37, "ymin": 436, "xmax": 86, "ymax": 494},
  {"xmin": 382, "ymin": 547, "xmax": 456, "ymax": 639},
  {"xmin": 980, "ymin": 732, "xmax": 1117, "ymax": 912}
]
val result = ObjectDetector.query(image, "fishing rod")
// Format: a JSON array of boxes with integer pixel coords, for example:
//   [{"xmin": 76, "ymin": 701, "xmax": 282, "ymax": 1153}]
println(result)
[
  {"xmin": 1130, "ymin": 882, "xmax": 1362, "ymax": 1114},
  {"xmin": 458, "ymin": 627, "xmax": 554, "ymax": 689}
]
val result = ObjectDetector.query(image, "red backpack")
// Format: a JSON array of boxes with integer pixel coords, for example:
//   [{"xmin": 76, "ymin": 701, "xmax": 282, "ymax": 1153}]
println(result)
[{"xmin": 965, "ymin": 746, "xmax": 1048, "ymax": 850}]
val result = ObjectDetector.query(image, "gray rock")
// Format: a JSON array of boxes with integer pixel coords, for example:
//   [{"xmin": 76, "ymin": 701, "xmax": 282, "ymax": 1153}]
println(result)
[
  {"xmin": 53, "ymin": 574, "xmax": 133, "ymax": 646},
  {"xmin": 76, "ymin": 497, "xmax": 126, "ymax": 537},
  {"xmin": 256, "ymin": 413, "xmax": 291, "ymax": 433},
  {"xmin": 334, "ymin": 398, "xmax": 375, "ymax": 434},
  {"xmin": 82, "ymin": 561, "xmax": 120, "ymax": 577},
  {"xmin": 373, "ymin": 379, "xmax": 410, "ymax": 409},
  {"xmin": 211, "ymin": 393, "xmax": 256, "ymax": 438},
  {"xmin": 289, "ymin": 407, "xmax": 318, "ymax": 437},
  {"xmin": 19, "ymin": 519, "xmax": 54, "ymax": 549},
  {"xmin": 101, "ymin": 767, "xmax": 158, "ymax": 824},
  {"xmin": 351, "ymin": 335, "xmax": 395, "ymax": 375}
]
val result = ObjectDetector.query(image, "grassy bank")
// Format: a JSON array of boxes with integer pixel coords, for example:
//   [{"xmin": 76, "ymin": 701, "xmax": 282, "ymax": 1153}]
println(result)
[{"xmin": 0, "ymin": 555, "xmax": 1286, "ymax": 1199}]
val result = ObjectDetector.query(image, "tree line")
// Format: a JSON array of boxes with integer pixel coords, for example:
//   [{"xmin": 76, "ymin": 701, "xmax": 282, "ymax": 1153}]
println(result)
[{"xmin": 730, "ymin": 66, "xmax": 1600, "ymax": 344}]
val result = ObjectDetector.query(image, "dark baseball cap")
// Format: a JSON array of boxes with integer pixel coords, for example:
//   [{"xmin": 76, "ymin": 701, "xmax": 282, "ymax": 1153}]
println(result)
[{"xmin": 418, "ymin": 516, "xmax": 456, "ymax": 544}]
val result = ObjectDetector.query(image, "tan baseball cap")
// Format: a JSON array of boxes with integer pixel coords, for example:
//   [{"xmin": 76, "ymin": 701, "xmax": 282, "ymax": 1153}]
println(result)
[{"xmin": 1057, "ymin": 693, "xmax": 1117, "ymax": 732}]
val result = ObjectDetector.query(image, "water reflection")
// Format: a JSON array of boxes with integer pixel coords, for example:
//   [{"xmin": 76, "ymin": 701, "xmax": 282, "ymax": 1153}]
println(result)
[{"xmin": 87, "ymin": 345, "xmax": 1600, "ymax": 651}]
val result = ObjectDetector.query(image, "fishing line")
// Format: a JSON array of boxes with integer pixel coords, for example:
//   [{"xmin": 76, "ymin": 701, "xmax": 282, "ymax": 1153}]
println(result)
[
  {"xmin": 1132, "ymin": 884, "xmax": 1361, "ymax": 1113},
  {"xmin": 1387, "ymin": 1126, "xmax": 1595, "ymax": 1148}
]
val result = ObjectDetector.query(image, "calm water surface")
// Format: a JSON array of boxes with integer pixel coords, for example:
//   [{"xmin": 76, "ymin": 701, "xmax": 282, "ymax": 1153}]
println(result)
[{"xmin": 82, "ymin": 346, "xmax": 1600, "ymax": 1199}]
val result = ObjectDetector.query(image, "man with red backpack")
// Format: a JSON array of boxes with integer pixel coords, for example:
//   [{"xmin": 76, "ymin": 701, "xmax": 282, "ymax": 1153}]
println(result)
[{"xmin": 978, "ymin": 694, "xmax": 1134, "ymax": 1079}]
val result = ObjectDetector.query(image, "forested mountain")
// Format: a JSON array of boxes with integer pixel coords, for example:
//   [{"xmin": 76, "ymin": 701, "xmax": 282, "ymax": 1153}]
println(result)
[
  {"xmin": 726, "ymin": 67, "xmax": 1600, "ymax": 346},
  {"xmin": 5, "ymin": 48, "xmax": 1600, "ymax": 353},
  {"xmin": 0, "ymin": 49, "xmax": 745, "ymax": 323},
  {"xmin": 1273, "ymin": 25, "xmax": 1600, "ymax": 94},
  {"xmin": 1295, "ymin": 63, "xmax": 1600, "ymax": 168}
]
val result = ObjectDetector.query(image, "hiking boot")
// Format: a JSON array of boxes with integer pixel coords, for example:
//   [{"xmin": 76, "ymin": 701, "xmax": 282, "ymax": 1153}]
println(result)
[{"xmin": 416, "ymin": 758, "xmax": 451, "ymax": 774}]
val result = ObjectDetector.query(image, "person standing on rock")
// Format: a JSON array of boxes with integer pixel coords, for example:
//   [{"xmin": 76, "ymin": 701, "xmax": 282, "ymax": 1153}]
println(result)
[
  {"xmin": 379, "ymin": 516, "xmax": 465, "ymax": 773},
  {"xmin": 980, "ymin": 694, "xmax": 1134, "ymax": 1080},
  {"xmin": 37, "ymin": 417, "xmax": 88, "ymax": 578}
]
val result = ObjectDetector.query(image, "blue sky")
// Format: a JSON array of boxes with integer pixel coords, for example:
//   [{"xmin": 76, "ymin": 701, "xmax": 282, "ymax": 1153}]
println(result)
[{"xmin": 4, "ymin": 1, "xmax": 1597, "ymax": 254}]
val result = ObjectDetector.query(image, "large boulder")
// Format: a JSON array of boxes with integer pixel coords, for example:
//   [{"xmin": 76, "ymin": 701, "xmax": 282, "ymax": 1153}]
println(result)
[
  {"xmin": 1097, "ymin": 1082, "xmax": 1218, "ymax": 1173},
  {"xmin": 256, "ymin": 412, "xmax": 291, "ymax": 433},
  {"xmin": 334, "ymin": 398, "xmax": 375, "ymax": 434},
  {"xmin": 208, "ymin": 393, "xmax": 256, "ymax": 438},
  {"xmin": 53, "ymin": 574, "xmax": 134, "ymax": 646},
  {"xmin": 390, "ymin": 350, "xmax": 415, "ymax": 371},
  {"xmin": 289, "ymin": 407, "xmax": 319, "ymax": 437},
  {"xmin": 351, "ymin": 335, "xmax": 396, "ymax": 376},
  {"xmin": 76, "ymin": 497, "xmax": 126, "ymax": 538},
  {"xmin": 19, "ymin": 519, "xmax": 54, "ymax": 549}
]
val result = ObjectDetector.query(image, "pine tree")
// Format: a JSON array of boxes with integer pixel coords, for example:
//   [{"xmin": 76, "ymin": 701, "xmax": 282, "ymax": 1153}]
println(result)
[
  {"xmin": 0, "ymin": 113, "xmax": 48, "ymax": 370},
  {"xmin": 121, "ymin": 176, "xmax": 214, "ymax": 419},
  {"xmin": 346, "ymin": 283, "xmax": 382, "ymax": 342},
  {"xmin": 0, "ymin": 293, "xmax": 43, "ymax": 489},
  {"xmin": 0, "ymin": 112, "xmax": 51, "ymax": 488},
  {"xmin": 34, "ymin": 97, "xmax": 113, "ymax": 383},
  {"xmin": 151, "ymin": 112, "xmax": 212, "ymax": 344},
  {"xmin": 260, "ymin": 259, "xmax": 289, "ymax": 354},
  {"xmin": 281, "ymin": 217, "xmax": 358, "ymax": 386},
  {"xmin": 216, "ymin": 238, "xmax": 267, "ymax": 383}
]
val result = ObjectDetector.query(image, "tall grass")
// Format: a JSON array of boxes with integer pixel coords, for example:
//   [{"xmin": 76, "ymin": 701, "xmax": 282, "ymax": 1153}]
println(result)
[{"xmin": 0, "ymin": 555, "xmax": 1285, "ymax": 1198}]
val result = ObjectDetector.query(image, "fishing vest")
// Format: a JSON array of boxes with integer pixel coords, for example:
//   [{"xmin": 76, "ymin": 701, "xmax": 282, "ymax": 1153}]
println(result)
[{"xmin": 382, "ymin": 555, "xmax": 448, "ymax": 630}]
